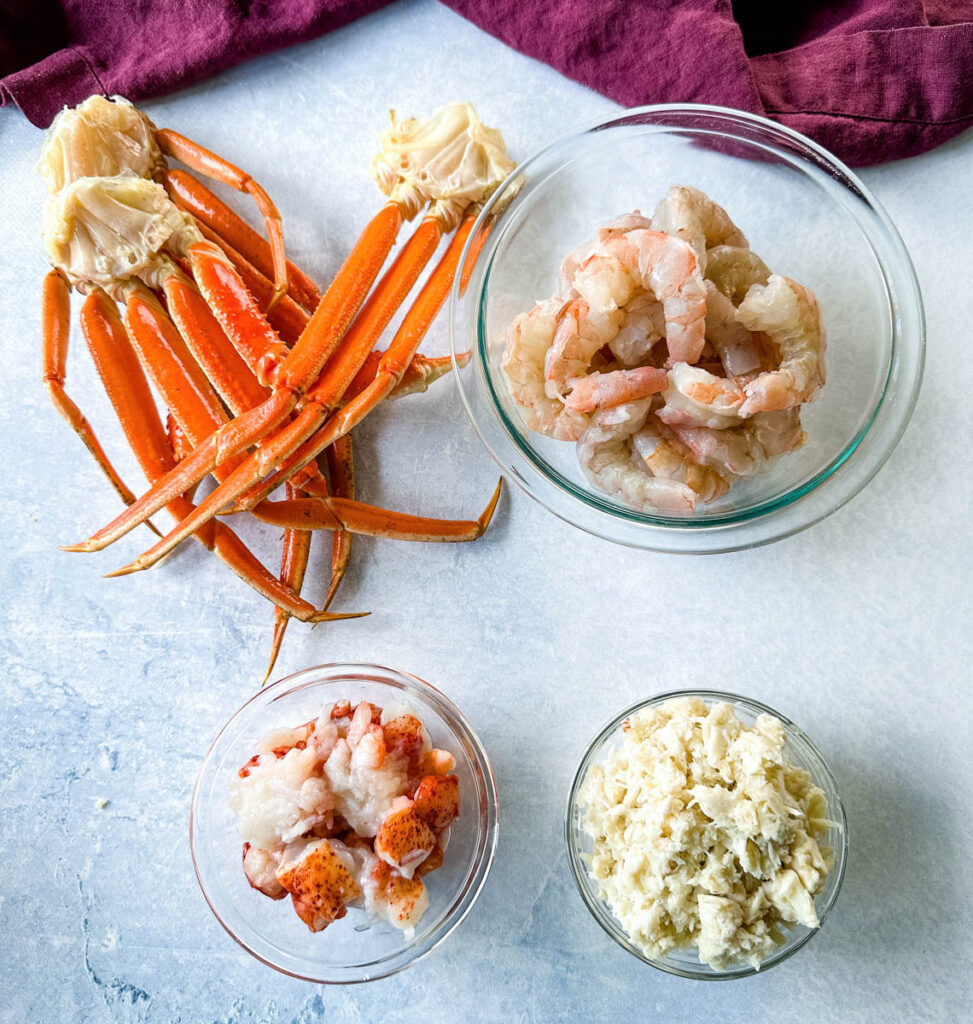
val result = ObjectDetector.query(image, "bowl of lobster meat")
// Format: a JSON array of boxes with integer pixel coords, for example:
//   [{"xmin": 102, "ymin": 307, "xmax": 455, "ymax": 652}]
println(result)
[
  {"xmin": 190, "ymin": 664, "xmax": 498, "ymax": 983},
  {"xmin": 449, "ymin": 104, "xmax": 924, "ymax": 552}
]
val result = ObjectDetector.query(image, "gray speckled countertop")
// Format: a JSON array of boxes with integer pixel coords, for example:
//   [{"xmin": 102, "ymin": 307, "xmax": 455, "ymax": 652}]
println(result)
[{"xmin": 2, "ymin": 1, "xmax": 971, "ymax": 1021}]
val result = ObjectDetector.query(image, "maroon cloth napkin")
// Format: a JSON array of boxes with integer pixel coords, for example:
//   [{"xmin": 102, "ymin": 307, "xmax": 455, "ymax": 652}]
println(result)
[{"xmin": 2, "ymin": 0, "xmax": 971, "ymax": 165}]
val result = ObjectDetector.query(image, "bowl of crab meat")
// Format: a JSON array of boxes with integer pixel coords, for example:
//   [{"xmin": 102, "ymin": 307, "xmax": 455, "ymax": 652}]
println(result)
[
  {"xmin": 191, "ymin": 664, "xmax": 498, "ymax": 983},
  {"xmin": 449, "ymin": 104, "xmax": 924, "ymax": 552}
]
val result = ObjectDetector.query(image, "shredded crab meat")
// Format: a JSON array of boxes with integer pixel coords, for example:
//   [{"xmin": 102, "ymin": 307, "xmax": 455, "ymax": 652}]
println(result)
[
  {"xmin": 231, "ymin": 700, "xmax": 460, "ymax": 938},
  {"xmin": 369, "ymin": 102, "xmax": 516, "ymax": 229},
  {"xmin": 579, "ymin": 697, "xmax": 838, "ymax": 970}
]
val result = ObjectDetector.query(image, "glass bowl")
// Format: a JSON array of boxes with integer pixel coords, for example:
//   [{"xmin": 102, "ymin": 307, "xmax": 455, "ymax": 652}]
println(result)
[
  {"xmin": 565, "ymin": 690, "xmax": 848, "ymax": 980},
  {"xmin": 449, "ymin": 104, "xmax": 924, "ymax": 552},
  {"xmin": 190, "ymin": 663, "xmax": 499, "ymax": 983}
]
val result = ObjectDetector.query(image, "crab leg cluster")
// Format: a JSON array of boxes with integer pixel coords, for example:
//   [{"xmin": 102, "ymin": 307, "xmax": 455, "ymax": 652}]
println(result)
[
  {"xmin": 40, "ymin": 96, "xmax": 514, "ymax": 666},
  {"xmin": 45, "ymin": 271, "xmax": 352, "ymax": 621}
]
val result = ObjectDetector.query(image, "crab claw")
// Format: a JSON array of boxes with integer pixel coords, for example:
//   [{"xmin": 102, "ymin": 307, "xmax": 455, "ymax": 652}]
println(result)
[
  {"xmin": 374, "ymin": 799, "xmax": 437, "ymax": 878},
  {"xmin": 412, "ymin": 774, "xmax": 460, "ymax": 830},
  {"xmin": 275, "ymin": 839, "xmax": 362, "ymax": 932}
]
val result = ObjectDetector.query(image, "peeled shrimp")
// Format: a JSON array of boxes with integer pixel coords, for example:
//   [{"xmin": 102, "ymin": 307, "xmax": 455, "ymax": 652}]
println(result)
[
  {"xmin": 576, "ymin": 400, "xmax": 702, "ymax": 513},
  {"xmin": 565, "ymin": 365, "xmax": 668, "ymax": 413},
  {"xmin": 506, "ymin": 218, "xmax": 706, "ymax": 428},
  {"xmin": 670, "ymin": 409, "xmax": 806, "ymax": 478},
  {"xmin": 609, "ymin": 292, "xmax": 666, "ymax": 366},
  {"xmin": 598, "ymin": 228, "xmax": 707, "ymax": 363},
  {"xmin": 501, "ymin": 191, "xmax": 825, "ymax": 514},
  {"xmin": 651, "ymin": 185, "xmax": 747, "ymax": 273},
  {"xmin": 705, "ymin": 244, "xmax": 770, "ymax": 304},
  {"xmin": 500, "ymin": 298, "xmax": 589, "ymax": 441},
  {"xmin": 544, "ymin": 297, "xmax": 622, "ymax": 399},
  {"xmin": 736, "ymin": 275, "xmax": 826, "ymax": 415},
  {"xmin": 704, "ymin": 282, "xmax": 763, "ymax": 377},
  {"xmin": 558, "ymin": 210, "xmax": 654, "ymax": 290},
  {"xmin": 632, "ymin": 418, "xmax": 730, "ymax": 504},
  {"xmin": 657, "ymin": 361, "xmax": 747, "ymax": 429}
]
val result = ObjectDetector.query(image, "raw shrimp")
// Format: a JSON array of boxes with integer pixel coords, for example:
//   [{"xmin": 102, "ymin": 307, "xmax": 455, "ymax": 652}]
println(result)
[
  {"xmin": 565, "ymin": 365, "xmax": 668, "ymax": 413},
  {"xmin": 660, "ymin": 275, "xmax": 824, "ymax": 423},
  {"xmin": 501, "ymin": 191, "xmax": 825, "ymax": 514},
  {"xmin": 576, "ymin": 400, "xmax": 702, "ymax": 512},
  {"xmin": 705, "ymin": 245, "xmax": 770, "ymax": 304},
  {"xmin": 632, "ymin": 417, "xmax": 730, "ymax": 504},
  {"xmin": 651, "ymin": 186, "xmax": 747, "ymax": 273},
  {"xmin": 657, "ymin": 361, "xmax": 747, "ymax": 429},
  {"xmin": 507, "ymin": 219, "xmax": 706, "ymax": 427},
  {"xmin": 598, "ymin": 228, "xmax": 707, "ymax": 363},
  {"xmin": 670, "ymin": 409, "xmax": 806, "ymax": 478},
  {"xmin": 558, "ymin": 211, "xmax": 653, "ymax": 290},
  {"xmin": 544, "ymin": 297, "xmax": 621, "ymax": 399},
  {"xmin": 500, "ymin": 298, "xmax": 589, "ymax": 440},
  {"xmin": 736, "ymin": 275, "xmax": 826, "ymax": 415},
  {"xmin": 704, "ymin": 282, "xmax": 763, "ymax": 377},
  {"xmin": 609, "ymin": 292, "xmax": 666, "ymax": 366}
]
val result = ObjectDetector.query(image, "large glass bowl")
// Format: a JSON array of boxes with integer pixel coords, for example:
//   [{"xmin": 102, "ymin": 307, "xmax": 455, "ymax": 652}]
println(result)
[
  {"xmin": 449, "ymin": 104, "xmax": 924, "ymax": 551},
  {"xmin": 190, "ymin": 664, "xmax": 499, "ymax": 983},
  {"xmin": 565, "ymin": 690, "xmax": 848, "ymax": 980}
]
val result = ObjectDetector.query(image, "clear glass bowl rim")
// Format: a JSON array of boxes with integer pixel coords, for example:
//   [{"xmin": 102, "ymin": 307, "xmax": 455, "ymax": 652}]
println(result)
[
  {"xmin": 564, "ymin": 688, "xmax": 849, "ymax": 980},
  {"xmin": 449, "ymin": 102, "xmax": 925, "ymax": 553},
  {"xmin": 189, "ymin": 662, "xmax": 500, "ymax": 984}
]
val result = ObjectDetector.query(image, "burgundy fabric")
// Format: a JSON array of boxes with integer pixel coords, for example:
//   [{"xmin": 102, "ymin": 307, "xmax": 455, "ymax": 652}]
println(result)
[{"xmin": 1, "ymin": 1, "xmax": 971, "ymax": 166}]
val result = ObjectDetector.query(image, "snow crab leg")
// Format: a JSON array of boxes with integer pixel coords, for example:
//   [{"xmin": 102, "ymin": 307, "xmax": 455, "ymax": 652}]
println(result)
[
  {"xmin": 98, "ymin": 211, "xmax": 478, "ymax": 572},
  {"xmin": 250, "ymin": 479, "xmax": 503, "ymax": 543},
  {"xmin": 77, "ymin": 287, "xmax": 354, "ymax": 621},
  {"xmin": 238, "ymin": 216, "xmax": 476, "ymax": 511},
  {"xmin": 161, "ymin": 167, "xmax": 320, "ymax": 313},
  {"xmin": 321, "ymin": 436, "xmax": 355, "ymax": 614},
  {"xmin": 41, "ymin": 269, "xmax": 160, "ymax": 532},
  {"xmin": 70, "ymin": 203, "xmax": 425, "ymax": 553},
  {"xmin": 153, "ymin": 129, "xmax": 291, "ymax": 313},
  {"xmin": 265, "ymin": 481, "xmax": 315, "ymax": 684},
  {"xmin": 265, "ymin": 433, "xmax": 357, "ymax": 685}
]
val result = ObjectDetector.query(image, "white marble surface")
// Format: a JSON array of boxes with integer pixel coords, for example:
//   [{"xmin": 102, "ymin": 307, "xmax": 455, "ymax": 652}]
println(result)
[{"xmin": 1, "ymin": 1, "xmax": 971, "ymax": 1020}]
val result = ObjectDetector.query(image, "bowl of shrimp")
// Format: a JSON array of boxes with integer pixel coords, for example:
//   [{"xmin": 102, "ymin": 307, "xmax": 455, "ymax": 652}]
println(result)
[
  {"xmin": 190, "ymin": 664, "xmax": 499, "ymax": 983},
  {"xmin": 449, "ymin": 104, "xmax": 924, "ymax": 552}
]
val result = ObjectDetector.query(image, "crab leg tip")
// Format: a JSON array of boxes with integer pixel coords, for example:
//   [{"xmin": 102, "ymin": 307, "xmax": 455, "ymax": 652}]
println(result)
[
  {"xmin": 103, "ymin": 562, "xmax": 142, "ymax": 579},
  {"xmin": 309, "ymin": 609, "xmax": 371, "ymax": 625},
  {"xmin": 478, "ymin": 478, "xmax": 504, "ymax": 533},
  {"xmin": 264, "ymin": 284, "xmax": 286, "ymax": 315},
  {"xmin": 60, "ymin": 541, "xmax": 94, "ymax": 553},
  {"xmin": 261, "ymin": 658, "xmax": 279, "ymax": 688}
]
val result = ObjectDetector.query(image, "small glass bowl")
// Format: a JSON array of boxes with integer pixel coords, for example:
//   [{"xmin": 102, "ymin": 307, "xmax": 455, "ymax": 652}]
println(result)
[
  {"xmin": 565, "ymin": 690, "xmax": 848, "ymax": 980},
  {"xmin": 449, "ymin": 104, "xmax": 924, "ymax": 552},
  {"xmin": 190, "ymin": 664, "xmax": 499, "ymax": 983}
]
